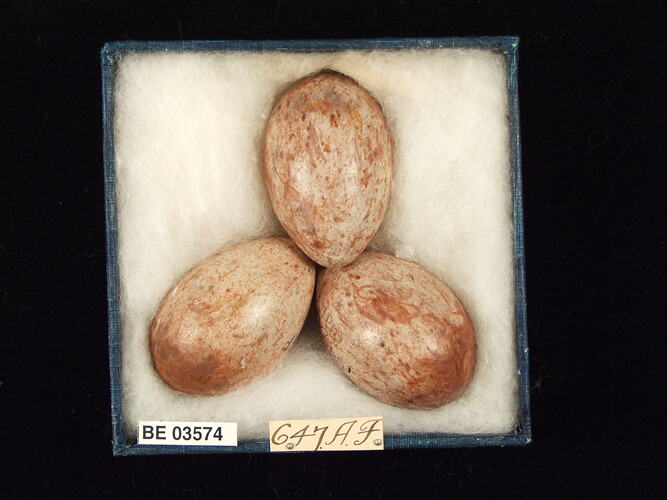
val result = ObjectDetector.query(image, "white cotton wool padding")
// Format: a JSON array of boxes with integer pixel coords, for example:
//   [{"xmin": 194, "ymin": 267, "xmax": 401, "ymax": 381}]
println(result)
[{"xmin": 114, "ymin": 49, "xmax": 517, "ymax": 439}]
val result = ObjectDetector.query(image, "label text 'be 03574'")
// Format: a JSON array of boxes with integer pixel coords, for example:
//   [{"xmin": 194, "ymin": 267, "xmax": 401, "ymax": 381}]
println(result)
[{"xmin": 138, "ymin": 421, "xmax": 237, "ymax": 446}]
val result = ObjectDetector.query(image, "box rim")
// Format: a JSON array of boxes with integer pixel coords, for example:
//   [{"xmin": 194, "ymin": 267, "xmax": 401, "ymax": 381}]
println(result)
[
  {"xmin": 101, "ymin": 37, "xmax": 530, "ymax": 456},
  {"xmin": 101, "ymin": 37, "xmax": 519, "ymax": 57}
]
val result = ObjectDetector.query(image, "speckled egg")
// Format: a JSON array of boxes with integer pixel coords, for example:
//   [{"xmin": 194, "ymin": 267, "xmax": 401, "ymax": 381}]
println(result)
[
  {"xmin": 263, "ymin": 70, "xmax": 393, "ymax": 268},
  {"xmin": 150, "ymin": 238, "xmax": 316, "ymax": 396},
  {"xmin": 316, "ymin": 251, "xmax": 476, "ymax": 409}
]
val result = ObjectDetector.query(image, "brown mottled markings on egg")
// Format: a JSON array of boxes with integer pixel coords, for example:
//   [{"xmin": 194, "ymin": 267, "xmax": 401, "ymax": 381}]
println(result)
[
  {"xmin": 316, "ymin": 251, "xmax": 477, "ymax": 410},
  {"xmin": 263, "ymin": 70, "xmax": 393, "ymax": 268},
  {"xmin": 149, "ymin": 238, "xmax": 316, "ymax": 396}
]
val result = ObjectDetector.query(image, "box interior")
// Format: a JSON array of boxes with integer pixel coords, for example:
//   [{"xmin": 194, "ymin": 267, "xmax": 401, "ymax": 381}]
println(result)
[{"xmin": 113, "ymin": 48, "xmax": 518, "ymax": 440}]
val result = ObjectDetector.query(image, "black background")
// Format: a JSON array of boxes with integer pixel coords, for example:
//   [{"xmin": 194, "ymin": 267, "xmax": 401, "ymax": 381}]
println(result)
[{"xmin": 1, "ymin": 1, "xmax": 664, "ymax": 498}]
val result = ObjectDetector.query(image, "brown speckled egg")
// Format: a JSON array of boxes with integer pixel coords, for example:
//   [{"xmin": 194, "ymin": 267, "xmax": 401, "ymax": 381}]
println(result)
[
  {"xmin": 263, "ymin": 70, "xmax": 393, "ymax": 268},
  {"xmin": 316, "ymin": 251, "xmax": 476, "ymax": 409},
  {"xmin": 150, "ymin": 238, "xmax": 315, "ymax": 396}
]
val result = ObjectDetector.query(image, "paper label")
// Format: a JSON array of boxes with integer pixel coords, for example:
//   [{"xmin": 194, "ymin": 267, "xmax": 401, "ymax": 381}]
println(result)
[
  {"xmin": 137, "ymin": 421, "xmax": 237, "ymax": 446},
  {"xmin": 269, "ymin": 416, "xmax": 384, "ymax": 452}
]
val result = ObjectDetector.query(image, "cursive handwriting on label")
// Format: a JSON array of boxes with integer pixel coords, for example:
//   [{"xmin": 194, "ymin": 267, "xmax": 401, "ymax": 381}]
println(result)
[{"xmin": 269, "ymin": 416, "xmax": 384, "ymax": 452}]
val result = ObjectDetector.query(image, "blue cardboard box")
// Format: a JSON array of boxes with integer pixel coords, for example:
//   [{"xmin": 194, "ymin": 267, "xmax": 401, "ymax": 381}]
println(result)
[{"xmin": 102, "ymin": 37, "xmax": 530, "ymax": 455}]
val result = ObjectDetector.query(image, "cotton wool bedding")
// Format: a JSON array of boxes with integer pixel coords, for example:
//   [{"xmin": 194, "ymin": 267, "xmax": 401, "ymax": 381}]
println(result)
[{"xmin": 113, "ymin": 48, "xmax": 518, "ymax": 440}]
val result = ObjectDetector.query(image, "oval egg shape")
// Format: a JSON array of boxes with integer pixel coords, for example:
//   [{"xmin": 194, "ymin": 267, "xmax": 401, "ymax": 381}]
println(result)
[
  {"xmin": 263, "ymin": 70, "xmax": 393, "ymax": 268},
  {"xmin": 150, "ymin": 237, "xmax": 316, "ymax": 396},
  {"xmin": 317, "ymin": 251, "xmax": 476, "ymax": 409}
]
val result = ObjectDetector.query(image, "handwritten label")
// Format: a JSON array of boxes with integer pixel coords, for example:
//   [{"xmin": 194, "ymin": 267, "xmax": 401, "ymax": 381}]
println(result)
[
  {"xmin": 269, "ymin": 416, "xmax": 384, "ymax": 452},
  {"xmin": 137, "ymin": 421, "xmax": 237, "ymax": 446}
]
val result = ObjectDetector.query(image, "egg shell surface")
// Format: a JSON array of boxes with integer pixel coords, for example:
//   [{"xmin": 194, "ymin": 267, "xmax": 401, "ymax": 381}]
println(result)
[
  {"xmin": 263, "ymin": 71, "xmax": 393, "ymax": 267},
  {"xmin": 150, "ymin": 237, "xmax": 316, "ymax": 396},
  {"xmin": 317, "ymin": 251, "xmax": 476, "ymax": 409}
]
